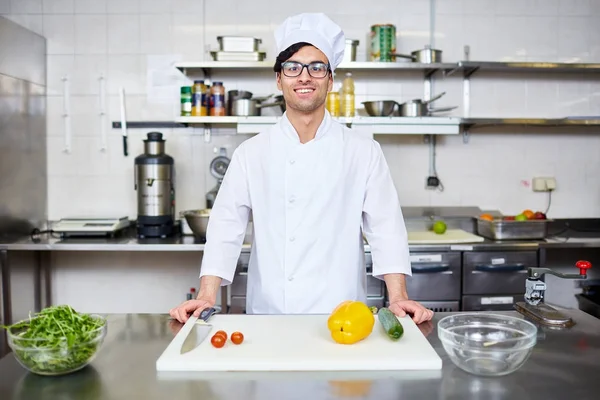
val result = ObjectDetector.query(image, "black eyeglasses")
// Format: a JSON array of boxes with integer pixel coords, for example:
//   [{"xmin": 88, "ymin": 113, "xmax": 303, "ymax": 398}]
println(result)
[{"xmin": 280, "ymin": 61, "xmax": 330, "ymax": 78}]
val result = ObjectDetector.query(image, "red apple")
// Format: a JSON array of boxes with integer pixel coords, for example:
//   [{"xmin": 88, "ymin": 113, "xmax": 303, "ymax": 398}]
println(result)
[{"xmin": 533, "ymin": 212, "xmax": 547, "ymax": 220}]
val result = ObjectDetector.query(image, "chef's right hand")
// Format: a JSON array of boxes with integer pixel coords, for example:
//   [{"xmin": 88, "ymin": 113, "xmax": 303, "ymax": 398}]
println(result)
[{"xmin": 169, "ymin": 297, "xmax": 215, "ymax": 323}]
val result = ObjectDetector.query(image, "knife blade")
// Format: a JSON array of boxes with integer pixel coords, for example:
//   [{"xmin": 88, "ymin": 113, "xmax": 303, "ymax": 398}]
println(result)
[{"xmin": 180, "ymin": 307, "xmax": 217, "ymax": 355}]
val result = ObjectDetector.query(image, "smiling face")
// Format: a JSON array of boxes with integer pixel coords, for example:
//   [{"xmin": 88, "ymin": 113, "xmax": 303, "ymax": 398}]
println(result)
[{"xmin": 276, "ymin": 45, "xmax": 333, "ymax": 114}]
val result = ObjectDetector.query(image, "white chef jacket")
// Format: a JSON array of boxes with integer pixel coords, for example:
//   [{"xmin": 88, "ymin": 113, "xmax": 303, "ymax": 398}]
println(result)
[{"xmin": 199, "ymin": 110, "xmax": 411, "ymax": 314}]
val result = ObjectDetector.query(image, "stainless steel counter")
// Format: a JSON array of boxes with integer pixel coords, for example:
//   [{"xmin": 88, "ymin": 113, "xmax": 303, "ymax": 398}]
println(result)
[
  {"xmin": 1, "ymin": 231, "xmax": 598, "ymax": 252},
  {"xmin": 1, "ymin": 309, "xmax": 599, "ymax": 399},
  {"xmin": 0, "ymin": 232, "xmax": 558, "ymax": 252}
]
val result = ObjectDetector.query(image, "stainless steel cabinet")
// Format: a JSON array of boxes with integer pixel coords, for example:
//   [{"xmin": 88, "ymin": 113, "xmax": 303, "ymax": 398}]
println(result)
[{"xmin": 462, "ymin": 251, "xmax": 536, "ymax": 311}]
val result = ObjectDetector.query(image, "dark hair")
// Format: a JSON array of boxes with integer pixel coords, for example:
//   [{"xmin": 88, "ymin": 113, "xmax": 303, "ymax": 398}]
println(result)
[{"xmin": 273, "ymin": 42, "xmax": 322, "ymax": 73}]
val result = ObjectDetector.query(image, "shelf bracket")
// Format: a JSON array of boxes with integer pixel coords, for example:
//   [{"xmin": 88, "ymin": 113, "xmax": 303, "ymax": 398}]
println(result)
[
  {"xmin": 204, "ymin": 124, "xmax": 212, "ymax": 143},
  {"xmin": 202, "ymin": 67, "xmax": 211, "ymax": 85},
  {"xmin": 462, "ymin": 125, "xmax": 472, "ymax": 144}
]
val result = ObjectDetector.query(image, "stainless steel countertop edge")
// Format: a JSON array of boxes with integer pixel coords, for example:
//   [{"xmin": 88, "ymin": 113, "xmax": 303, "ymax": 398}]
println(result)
[{"xmin": 1, "ymin": 235, "xmax": 599, "ymax": 251}]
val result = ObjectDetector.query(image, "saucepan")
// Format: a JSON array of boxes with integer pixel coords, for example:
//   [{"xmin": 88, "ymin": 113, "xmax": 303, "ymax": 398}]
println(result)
[
  {"xmin": 398, "ymin": 92, "xmax": 457, "ymax": 117},
  {"xmin": 393, "ymin": 45, "xmax": 442, "ymax": 64}
]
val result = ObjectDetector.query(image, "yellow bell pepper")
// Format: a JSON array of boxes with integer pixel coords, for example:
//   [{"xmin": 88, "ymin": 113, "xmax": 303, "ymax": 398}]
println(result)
[{"xmin": 327, "ymin": 300, "xmax": 375, "ymax": 344}]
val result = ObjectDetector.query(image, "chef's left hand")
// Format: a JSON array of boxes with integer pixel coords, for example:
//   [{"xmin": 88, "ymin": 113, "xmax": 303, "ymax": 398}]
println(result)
[{"xmin": 387, "ymin": 300, "xmax": 434, "ymax": 324}]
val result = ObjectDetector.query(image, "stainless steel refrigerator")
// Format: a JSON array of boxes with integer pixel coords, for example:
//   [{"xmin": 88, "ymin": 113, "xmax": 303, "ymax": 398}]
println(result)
[{"xmin": 0, "ymin": 16, "xmax": 47, "ymax": 357}]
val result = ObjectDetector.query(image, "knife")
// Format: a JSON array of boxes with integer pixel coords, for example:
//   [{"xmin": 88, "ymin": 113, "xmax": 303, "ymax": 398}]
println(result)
[{"xmin": 180, "ymin": 307, "xmax": 217, "ymax": 354}]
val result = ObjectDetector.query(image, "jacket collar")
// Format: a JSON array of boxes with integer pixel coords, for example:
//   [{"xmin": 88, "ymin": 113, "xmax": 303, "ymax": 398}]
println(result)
[{"xmin": 280, "ymin": 109, "xmax": 332, "ymax": 144}]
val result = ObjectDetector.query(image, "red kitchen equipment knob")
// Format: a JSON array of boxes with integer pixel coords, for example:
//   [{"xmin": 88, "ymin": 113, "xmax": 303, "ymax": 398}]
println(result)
[{"xmin": 576, "ymin": 260, "xmax": 592, "ymax": 276}]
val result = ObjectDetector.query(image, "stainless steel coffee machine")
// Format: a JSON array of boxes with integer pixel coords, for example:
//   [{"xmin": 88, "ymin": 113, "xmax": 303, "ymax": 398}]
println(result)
[{"xmin": 134, "ymin": 132, "xmax": 175, "ymax": 238}]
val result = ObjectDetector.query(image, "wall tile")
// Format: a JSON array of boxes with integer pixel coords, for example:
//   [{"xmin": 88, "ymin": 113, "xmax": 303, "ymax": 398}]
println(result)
[
  {"xmin": 0, "ymin": 0, "xmax": 10, "ymax": 13},
  {"xmin": 43, "ymin": 14, "xmax": 75, "ymax": 54},
  {"xmin": 74, "ymin": 15, "xmax": 107, "ymax": 54},
  {"xmin": 107, "ymin": 0, "xmax": 139, "ymax": 14},
  {"xmin": 559, "ymin": 0, "xmax": 591, "ymax": 16},
  {"xmin": 74, "ymin": 0, "xmax": 106, "ymax": 14},
  {"xmin": 71, "ymin": 55, "xmax": 108, "ymax": 95},
  {"xmin": 107, "ymin": 14, "xmax": 140, "ymax": 54},
  {"xmin": 558, "ymin": 17, "xmax": 591, "ymax": 62},
  {"xmin": 10, "ymin": 0, "xmax": 42, "ymax": 14},
  {"xmin": 140, "ymin": 14, "xmax": 172, "ymax": 54},
  {"xmin": 42, "ymin": 0, "xmax": 73, "ymax": 14}
]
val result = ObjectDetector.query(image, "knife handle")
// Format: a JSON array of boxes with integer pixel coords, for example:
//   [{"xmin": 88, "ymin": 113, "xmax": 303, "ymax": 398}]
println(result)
[{"xmin": 199, "ymin": 307, "xmax": 217, "ymax": 321}]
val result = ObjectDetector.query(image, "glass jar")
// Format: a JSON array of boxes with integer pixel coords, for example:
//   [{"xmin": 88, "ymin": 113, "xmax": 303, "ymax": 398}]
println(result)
[
  {"xmin": 209, "ymin": 82, "xmax": 226, "ymax": 116},
  {"xmin": 180, "ymin": 86, "xmax": 192, "ymax": 116},
  {"xmin": 326, "ymin": 91, "xmax": 340, "ymax": 116},
  {"xmin": 191, "ymin": 80, "xmax": 207, "ymax": 116}
]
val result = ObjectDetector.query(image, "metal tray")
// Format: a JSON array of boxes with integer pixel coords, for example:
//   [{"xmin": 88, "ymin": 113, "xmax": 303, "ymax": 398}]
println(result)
[
  {"xmin": 217, "ymin": 36, "xmax": 262, "ymax": 52},
  {"xmin": 210, "ymin": 51, "xmax": 267, "ymax": 61},
  {"xmin": 476, "ymin": 217, "xmax": 550, "ymax": 240}
]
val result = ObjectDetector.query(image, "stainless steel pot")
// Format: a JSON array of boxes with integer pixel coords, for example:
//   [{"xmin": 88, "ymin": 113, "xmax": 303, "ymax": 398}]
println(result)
[
  {"xmin": 398, "ymin": 92, "xmax": 457, "ymax": 117},
  {"xmin": 343, "ymin": 39, "xmax": 359, "ymax": 63},
  {"xmin": 230, "ymin": 98, "xmax": 286, "ymax": 116},
  {"xmin": 227, "ymin": 90, "xmax": 253, "ymax": 115},
  {"xmin": 394, "ymin": 46, "xmax": 442, "ymax": 63}
]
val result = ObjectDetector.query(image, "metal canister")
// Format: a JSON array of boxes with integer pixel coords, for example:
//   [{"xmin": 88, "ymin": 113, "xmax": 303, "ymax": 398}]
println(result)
[{"xmin": 370, "ymin": 24, "xmax": 396, "ymax": 62}]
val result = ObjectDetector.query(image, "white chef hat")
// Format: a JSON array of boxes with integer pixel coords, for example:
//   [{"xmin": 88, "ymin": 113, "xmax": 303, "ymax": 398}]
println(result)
[{"xmin": 274, "ymin": 13, "xmax": 346, "ymax": 71}]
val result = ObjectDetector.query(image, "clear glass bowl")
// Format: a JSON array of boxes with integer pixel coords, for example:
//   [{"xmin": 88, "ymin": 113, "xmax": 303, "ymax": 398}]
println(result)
[
  {"xmin": 437, "ymin": 313, "xmax": 538, "ymax": 376},
  {"xmin": 6, "ymin": 314, "xmax": 107, "ymax": 376}
]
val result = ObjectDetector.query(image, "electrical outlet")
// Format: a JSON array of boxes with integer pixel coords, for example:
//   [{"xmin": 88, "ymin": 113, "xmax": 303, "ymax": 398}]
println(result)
[
  {"xmin": 532, "ymin": 177, "xmax": 556, "ymax": 192},
  {"xmin": 426, "ymin": 176, "xmax": 439, "ymax": 189}
]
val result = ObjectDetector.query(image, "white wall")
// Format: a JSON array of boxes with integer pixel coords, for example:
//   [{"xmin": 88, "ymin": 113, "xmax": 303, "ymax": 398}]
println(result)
[{"xmin": 2, "ymin": 0, "xmax": 600, "ymax": 313}]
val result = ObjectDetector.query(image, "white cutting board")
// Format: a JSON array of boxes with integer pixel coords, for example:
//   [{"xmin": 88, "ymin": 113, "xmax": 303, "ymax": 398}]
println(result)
[
  {"xmin": 156, "ymin": 314, "xmax": 442, "ymax": 372},
  {"xmin": 408, "ymin": 229, "xmax": 484, "ymax": 244}
]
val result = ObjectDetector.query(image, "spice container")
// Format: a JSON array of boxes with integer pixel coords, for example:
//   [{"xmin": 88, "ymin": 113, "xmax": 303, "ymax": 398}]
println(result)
[
  {"xmin": 209, "ymin": 82, "xmax": 226, "ymax": 116},
  {"xmin": 180, "ymin": 86, "xmax": 192, "ymax": 116},
  {"xmin": 191, "ymin": 80, "xmax": 207, "ymax": 116}
]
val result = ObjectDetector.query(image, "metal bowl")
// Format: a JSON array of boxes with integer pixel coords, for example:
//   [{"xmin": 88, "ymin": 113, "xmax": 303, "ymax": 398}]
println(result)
[
  {"xmin": 362, "ymin": 101, "xmax": 398, "ymax": 116},
  {"xmin": 438, "ymin": 313, "xmax": 538, "ymax": 376},
  {"xmin": 181, "ymin": 209, "xmax": 211, "ymax": 238}
]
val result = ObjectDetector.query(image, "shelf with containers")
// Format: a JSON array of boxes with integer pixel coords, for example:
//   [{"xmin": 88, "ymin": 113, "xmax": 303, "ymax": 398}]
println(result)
[
  {"xmin": 112, "ymin": 59, "xmax": 600, "ymax": 142},
  {"xmin": 173, "ymin": 60, "xmax": 459, "ymax": 141}
]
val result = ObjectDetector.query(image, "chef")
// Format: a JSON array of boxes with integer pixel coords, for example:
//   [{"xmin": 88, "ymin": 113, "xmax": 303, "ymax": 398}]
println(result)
[{"xmin": 170, "ymin": 13, "xmax": 433, "ymax": 325}]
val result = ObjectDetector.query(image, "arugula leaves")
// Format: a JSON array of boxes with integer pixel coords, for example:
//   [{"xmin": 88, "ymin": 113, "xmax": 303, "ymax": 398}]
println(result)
[{"xmin": 1, "ymin": 305, "xmax": 106, "ymax": 375}]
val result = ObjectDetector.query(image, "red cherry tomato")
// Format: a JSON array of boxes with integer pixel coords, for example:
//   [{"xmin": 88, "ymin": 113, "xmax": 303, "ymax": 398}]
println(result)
[
  {"xmin": 214, "ymin": 330, "xmax": 227, "ymax": 341},
  {"xmin": 231, "ymin": 331, "xmax": 244, "ymax": 345},
  {"xmin": 211, "ymin": 334, "xmax": 225, "ymax": 348}
]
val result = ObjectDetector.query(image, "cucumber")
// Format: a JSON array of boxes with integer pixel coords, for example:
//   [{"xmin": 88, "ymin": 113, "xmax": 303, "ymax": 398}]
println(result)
[{"xmin": 378, "ymin": 307, "xmax": 404, "ymax": 340}]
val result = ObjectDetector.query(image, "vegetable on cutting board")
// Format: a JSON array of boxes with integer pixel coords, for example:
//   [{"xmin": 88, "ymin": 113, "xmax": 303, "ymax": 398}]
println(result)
[
  {"xmin": 0, "ymin": 304, "xmax": 106, "ymax": 375},
  {"xmin": 377, "ymin": 307, "xmax": 404, "ymax": 340},
  {"xmin": 327, "ymin": 300, "xmax": 375, "ymax": 345}
]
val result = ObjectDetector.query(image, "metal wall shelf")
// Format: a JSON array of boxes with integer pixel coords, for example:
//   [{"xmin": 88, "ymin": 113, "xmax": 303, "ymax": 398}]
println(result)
[
  {"xmin": 462, "ymin": 118, "xmax": 600, "ymax": 128},
  {"xmin": 175, "ymin": 61, "xmax": 457, "ymax": 74},
  {"xmin": 174, "ymin": 116, "xmax": 462, "ymax": 135},
  {"xmin": 170, "ymin": 59, "xmax": 600, "ymax": 142},
  {"xmin": 460, "ymin": 61, "xmax": 600, "ymax": 76},
  {"xmin": 175, "ymin": 60, "xmax": 600, "ymax": 75}
]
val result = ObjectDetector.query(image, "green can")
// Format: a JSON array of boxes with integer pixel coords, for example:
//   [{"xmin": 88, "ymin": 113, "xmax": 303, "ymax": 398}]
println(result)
[{"xmin": 370, "ymin": 24, "xmax": 396, "ymax": 62}]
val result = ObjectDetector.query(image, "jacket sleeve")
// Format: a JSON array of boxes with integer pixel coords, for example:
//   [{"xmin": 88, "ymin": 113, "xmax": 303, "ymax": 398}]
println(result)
[
  {"xmin": 199, "ymin": 145, "xmax": 251, "ymax": 285},
  {"xmin": 362, "ymin": 140, "xmax": 412, "ymax": 280}
]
